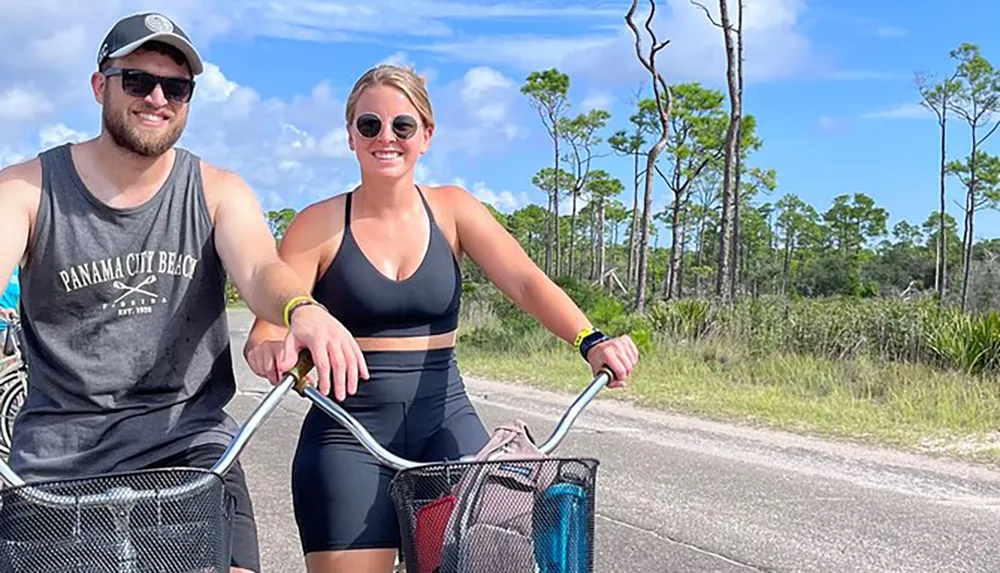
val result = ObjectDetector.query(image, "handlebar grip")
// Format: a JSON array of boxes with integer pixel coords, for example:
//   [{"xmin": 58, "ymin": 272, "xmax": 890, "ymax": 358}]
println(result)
[{"xmin": 285, "ymin": 350, "xmax": 316, "ymax": 395}]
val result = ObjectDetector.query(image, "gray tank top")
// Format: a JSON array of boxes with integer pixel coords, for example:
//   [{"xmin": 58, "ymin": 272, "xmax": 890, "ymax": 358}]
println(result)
[{"xmin": 10, "ymin": 143, "xmax": 240, "ymax": 481}]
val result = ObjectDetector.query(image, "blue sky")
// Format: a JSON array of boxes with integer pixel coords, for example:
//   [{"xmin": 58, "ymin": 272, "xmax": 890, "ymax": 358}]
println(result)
[{"xmin": 2, "ymin": 0, "xmax": 999, "ymax": 243}]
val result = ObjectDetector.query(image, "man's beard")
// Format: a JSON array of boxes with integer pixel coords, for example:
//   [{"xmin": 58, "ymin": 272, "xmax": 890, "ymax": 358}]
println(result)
[{"xmin": 102, "ymin": 105, "xmax": 186, "ymax": 157}]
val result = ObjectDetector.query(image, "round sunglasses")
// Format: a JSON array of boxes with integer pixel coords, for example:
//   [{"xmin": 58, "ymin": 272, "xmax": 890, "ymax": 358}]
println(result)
[
  {"xmin": 102, "ymin": 67, "xmax": 196, "ymax": 104},
  {"xmin": 354, "ymin": 113, "xmax": 420, "ymax": 140}
]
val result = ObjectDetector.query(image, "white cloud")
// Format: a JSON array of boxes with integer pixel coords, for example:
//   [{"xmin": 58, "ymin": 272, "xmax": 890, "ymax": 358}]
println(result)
[
  {"xmin": 195, "ymin": 63, "xmax": 238, "ymax": 103},
  {"xmin": 423, "ymin": 66, "xmax": 523, "ymax": 161},
  {"xmin": 471, "ymin": 181, "xmax": 523, "ymax": 212},
  {"xmin": 0, "ymin": 88, "xmax": 54, "ymax": 122},
  {"xmin": 875, "ymin": 25, "xmax": 907, "ymax": 38},
  {"xmin": 38, "ymin": 124, "xmax": 90, "ymax": 149},
  {"xmin": 460, "ymin": 67, "xmax": 516, "ymax": 124},
  {"xmin": 860, "ymin": 103, "xmax": 935, "ymax": 120},
  {"xmin": 0, "ymin": 150, "xmax": 28, "ymax": 171},
  {"xmin": 816, "ymin": 101, "xmax": 936, "ymax": 135},
  {"xmin": 580, "ymin": 91, "xmax": 615, "ymax": 113}
]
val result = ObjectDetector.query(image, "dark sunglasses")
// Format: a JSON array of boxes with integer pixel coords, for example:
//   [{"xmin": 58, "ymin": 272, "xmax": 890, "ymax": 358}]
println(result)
[
  {"xmin": 102, "ymin": 67, "xmax": 196, "ymax": 104},
  {"xmin": 355, "ymin": 113, "xmax": 419, "ymax": 140}
]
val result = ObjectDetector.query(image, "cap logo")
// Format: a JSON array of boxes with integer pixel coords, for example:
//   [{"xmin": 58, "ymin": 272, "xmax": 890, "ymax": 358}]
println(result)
[{"xmin": 144, "ymin": 14, "xmax": 174, "ymax": 33}]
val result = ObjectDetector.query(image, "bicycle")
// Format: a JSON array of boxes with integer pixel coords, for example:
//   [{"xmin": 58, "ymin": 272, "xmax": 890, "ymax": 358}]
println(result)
[
  {"xmin": 288, "ymin": 354, "xmax": 614, "ymax": 573},
  {"xmin": 0, "ymin": 314, "xmax": 26, "ymax": 460},
  {"xmin": 0, "ymin": 349, "xmax": 315, "ymax": 572}
]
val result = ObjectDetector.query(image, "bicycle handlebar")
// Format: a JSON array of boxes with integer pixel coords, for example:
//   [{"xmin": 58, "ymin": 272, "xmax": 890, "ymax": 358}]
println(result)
[
  {"xmin": 0, "ymin": 352, "xmax": 315, "ymax": 509},
  {"xmin": 285, "ymin": 352, "xmax": 614, "ymax": 471},
  {"xmin": 0, "ymin": 347, "xmax": 609, "ymax": 509}
]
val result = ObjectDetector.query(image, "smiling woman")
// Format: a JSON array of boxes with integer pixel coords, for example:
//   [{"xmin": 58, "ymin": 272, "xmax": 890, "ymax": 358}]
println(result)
[{"xmin": 242, "ymin": 62, "xmax": 639, "ymax": 573}]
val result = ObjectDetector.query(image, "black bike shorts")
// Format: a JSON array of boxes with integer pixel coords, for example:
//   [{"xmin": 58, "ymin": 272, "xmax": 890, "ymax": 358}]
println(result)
[{"xmin": 291, "ymin": 349, "xmax": 489, "ymax": 555}]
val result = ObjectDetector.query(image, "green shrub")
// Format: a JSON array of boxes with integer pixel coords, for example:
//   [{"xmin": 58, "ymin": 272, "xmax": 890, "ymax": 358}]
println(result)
[
  {"xmin": 928, "ymin": 310, "xmax": 1000, "ymax": 375},
  {"xmin": 456, "ymin": 277, "xmax": 1000, "ymax": 378}
]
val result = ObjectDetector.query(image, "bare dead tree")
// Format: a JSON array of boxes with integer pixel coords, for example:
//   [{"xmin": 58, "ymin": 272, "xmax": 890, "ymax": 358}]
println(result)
[
  {"xmin": 692, "ymin": 0, "xmax": 742, "ymax": 301},
  {"xmin": 625, "ymin": 0, "xmax": 673, "ymax": 314}
]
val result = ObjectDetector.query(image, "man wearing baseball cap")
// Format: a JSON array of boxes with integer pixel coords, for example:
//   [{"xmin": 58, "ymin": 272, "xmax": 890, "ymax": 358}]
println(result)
[{"xmin": 0, "ymin": 12, "xmax": 368, "ymax": 573}]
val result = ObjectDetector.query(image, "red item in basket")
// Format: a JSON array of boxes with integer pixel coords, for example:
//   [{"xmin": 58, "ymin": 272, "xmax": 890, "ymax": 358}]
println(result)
[{"xmin": 413, "ymin": 493, "xmax": 457, "ymax": 573}]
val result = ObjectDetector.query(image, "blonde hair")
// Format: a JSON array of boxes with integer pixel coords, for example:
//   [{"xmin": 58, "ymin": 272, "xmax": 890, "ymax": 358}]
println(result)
[{"xmin": 345, "ymin": 64, "xmax": 435, "ymax": 129}]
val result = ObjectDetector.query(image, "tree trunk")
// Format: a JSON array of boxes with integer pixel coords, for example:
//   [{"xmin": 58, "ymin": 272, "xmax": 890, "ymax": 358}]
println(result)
[
  {"xmin": 695, "ymin": 213, "xmax": 707, "ymax": 297},
  {"xmin": 553, "ymin": 131, "xmax": 562, "ymax": 277},
  {"xmin": 570, "ymin": 190, "xmax": 578, "ymax": 278},
  {"xmin": 590, "ymin": 210, "xmax": 598, "ymax": 281},
  {"xmin": 678, "ymin": 211, "xmax": 690, "ymax": 297},
  {"xmin": 636, "ymin": 143, "xmax": 667, "ymax": 312},
  {"xmin": 728, "ymin": 0, "xmax": 744, "ymax": 300},
  {"xmin": 627, "ymin": 151, "xmax": 641, "ymax": 286},
  {"xmin": 715, "ymin": 0, "xmax": 740, "ymax": 301},
  {"xmin": 962, "ymin": 126, "xmax": 977, "ymax": 311},
  {"xmin": 937, "ymin": 101, "xmax": 948, "ymax": 299},
  {"xmin": 598, "ymin": 199, "xmax": 607, "ymax": 288}
]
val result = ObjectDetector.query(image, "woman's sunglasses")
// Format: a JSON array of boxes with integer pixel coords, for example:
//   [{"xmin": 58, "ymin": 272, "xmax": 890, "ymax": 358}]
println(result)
[
  {"xmin": 354, "ymin": 113, "xmax": 420, "ymax": 140},
  {"xmin": 102, "ymin": 67, "xmax": 196, "ymax": 104}
]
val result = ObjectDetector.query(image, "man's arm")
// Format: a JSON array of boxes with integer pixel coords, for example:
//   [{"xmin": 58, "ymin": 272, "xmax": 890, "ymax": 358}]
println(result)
[
  {"xmin": 207, "ymin": 165, "xmax": 368, "ymax": 396},
  {"xmin": 0, "ymin": 159, "xmax": 40, "ymax": 294},
  {"xmin": 209, "ymin": 167, "xmax": 310, "ymax": 325}
]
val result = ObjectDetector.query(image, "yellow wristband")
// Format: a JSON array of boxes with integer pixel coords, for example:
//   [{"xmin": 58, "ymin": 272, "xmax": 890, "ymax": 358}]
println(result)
[
  {"xmin": 573, "ymin": 327, "xmax": 594, "ymax": 350},
  {"xmin": 283, "ymin": 295, "xmax": 314, "ymax": 327}
]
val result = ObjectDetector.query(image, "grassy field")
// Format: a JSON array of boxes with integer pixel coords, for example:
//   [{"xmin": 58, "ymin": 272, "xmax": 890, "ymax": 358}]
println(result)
[
  {"xmin": 453, "ymin": 282, "xmax": 1000, "ymax": 467},
  {"xmin": 456, "ymin": 339, "xmax": 1000, "ymax": 466}
]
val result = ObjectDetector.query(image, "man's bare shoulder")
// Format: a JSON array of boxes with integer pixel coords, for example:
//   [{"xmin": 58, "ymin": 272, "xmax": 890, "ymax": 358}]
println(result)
[
  {"xmin": 0, "ymin": 156, "xmax": 42, "ymax": 195},
  {"xmin": 198, "ymin": 159, "xmax": 252, "ymax": 194},
  {"xmin": 196, "ymin": 158, "xmax": 257, "ymax": 219}
]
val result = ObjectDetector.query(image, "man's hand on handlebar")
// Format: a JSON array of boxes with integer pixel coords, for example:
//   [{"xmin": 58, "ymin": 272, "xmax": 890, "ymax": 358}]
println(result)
[
  {"xmin": 276, "ymin": 305, "xmax": 370, "ymax": 401},
  {"xmin": 586, "ymin": 334, "xmax": 639, "ymax": 388}
]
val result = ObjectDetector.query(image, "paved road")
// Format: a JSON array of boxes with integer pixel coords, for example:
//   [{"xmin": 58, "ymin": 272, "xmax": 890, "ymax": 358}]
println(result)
[{"xmin": 225, "ymin": 310, "xmax": 1000, "ymax": 572}]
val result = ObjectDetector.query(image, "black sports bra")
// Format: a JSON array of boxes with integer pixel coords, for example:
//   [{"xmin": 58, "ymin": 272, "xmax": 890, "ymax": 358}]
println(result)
[{"xmin": 311, "ymin": 187, "xmax": 462, "ymax": 338}]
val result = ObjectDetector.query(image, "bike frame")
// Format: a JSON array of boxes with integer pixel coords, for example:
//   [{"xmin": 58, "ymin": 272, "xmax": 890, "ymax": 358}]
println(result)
[{"xmin": 292, "ymin": 361, "xmax": 614, "ymax": 470}]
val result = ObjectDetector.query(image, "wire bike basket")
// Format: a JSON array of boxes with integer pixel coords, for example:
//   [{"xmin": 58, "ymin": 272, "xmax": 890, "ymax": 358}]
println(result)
[
  {"xmin": 290, "ymin": 355, "xmax": 613, "ymax": 573},
  {"xmin": 0, "ymin": 355, "xmax": 309, "ymax": 573}
]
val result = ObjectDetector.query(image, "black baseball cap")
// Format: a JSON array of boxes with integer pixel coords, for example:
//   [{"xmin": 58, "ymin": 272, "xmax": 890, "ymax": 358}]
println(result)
[{"xmin": 97, "ymin": 12, "xmax": 203, "ymax": 75}]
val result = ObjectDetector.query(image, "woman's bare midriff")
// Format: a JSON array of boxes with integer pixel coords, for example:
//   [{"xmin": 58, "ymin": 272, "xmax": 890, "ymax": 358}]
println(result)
[{"xmin": 353, "ymin": 330, "xmax": 457, "ymax": 352}]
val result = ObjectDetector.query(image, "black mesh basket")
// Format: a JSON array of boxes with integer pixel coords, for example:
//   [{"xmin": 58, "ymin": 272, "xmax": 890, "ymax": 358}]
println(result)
[
  {"xmin": 387, "ymin": 457, "xmax": 598, "ymax": 573},
  {"xmin": 0, "ymin": 468, "xmax": 234, "ymax": 572}
]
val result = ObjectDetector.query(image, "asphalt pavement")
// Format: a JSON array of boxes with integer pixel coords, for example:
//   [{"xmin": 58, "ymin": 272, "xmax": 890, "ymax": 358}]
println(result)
[{"xmin": 225, "ymin": 310, "xmax": 1000, "ymax": 573}]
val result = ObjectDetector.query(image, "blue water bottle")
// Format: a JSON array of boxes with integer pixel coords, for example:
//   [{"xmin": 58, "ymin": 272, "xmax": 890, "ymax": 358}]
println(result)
[{"xmin": 533, "ymin": 480, "xmax": 590, "ymax": 573}]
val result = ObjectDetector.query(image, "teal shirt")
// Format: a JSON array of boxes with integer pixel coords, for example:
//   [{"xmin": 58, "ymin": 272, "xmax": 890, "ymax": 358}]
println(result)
[{"xmin": 0, "ymin": 267, "xmax": 19, "ymax": 330}]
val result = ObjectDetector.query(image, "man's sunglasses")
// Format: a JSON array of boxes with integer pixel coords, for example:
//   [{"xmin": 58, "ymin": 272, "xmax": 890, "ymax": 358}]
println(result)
[
  {"xmin": 354, "ymin": 113, "xmax": 420, "ymax": 140},
  {"xmin": 103, "ymin": 67, "xmax": 196, "ymax": 104}
]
